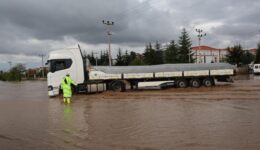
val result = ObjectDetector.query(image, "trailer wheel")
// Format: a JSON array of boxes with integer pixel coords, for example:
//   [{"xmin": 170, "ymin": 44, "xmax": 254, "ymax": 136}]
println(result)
[
  {"xmin": 203, "ymin": 78, "xmax": 213, "ymax": 87},
  {"xmin": 190, "ymin": 79, "xmax": 201, "ymax": 88},
  {"xmin": 109, "ymin": 80, "xmax": 126, "ymax": 92},
  {"xmin": 177, "ymin": 79, "xmax": 188, "ymax": 88}
]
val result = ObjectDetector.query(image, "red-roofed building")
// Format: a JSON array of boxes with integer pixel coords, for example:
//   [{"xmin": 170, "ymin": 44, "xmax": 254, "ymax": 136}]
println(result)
[
  {"xmin": 248, "ymin": 48, "xmax": 257, "ymax": 55},
  {"xmin": 191, "ymin": 45, "xmax": 228, "ymax": 63}
]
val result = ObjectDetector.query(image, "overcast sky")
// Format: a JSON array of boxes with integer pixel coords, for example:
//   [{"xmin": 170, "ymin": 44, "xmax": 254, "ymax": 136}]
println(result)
[{"xmin": 0, "ymin": 0, "xmax": 260, "ymax": 70}]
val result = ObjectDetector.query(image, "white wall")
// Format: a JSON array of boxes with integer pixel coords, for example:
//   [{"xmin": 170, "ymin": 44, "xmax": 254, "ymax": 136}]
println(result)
[{"xmin": 192, "ymin": 49, "xmax": 227, "ymax": 63}]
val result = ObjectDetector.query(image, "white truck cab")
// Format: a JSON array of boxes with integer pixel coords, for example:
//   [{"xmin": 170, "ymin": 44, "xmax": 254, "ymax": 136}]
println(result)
[{"xmin": 47, "ymin": 48, "xmax": 85, "ymax": 96}]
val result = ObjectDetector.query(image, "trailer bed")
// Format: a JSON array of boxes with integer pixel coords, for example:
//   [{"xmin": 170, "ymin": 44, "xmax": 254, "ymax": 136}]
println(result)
[{"xmin": 89, "ymin": 63, "xmax": 234, "ymax": 80}]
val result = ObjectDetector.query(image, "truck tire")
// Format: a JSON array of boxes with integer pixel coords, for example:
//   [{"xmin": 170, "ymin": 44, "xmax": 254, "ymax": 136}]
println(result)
[
  {"xmin": 190, "ymin": 79, "xmax": 201, "ymax": 88},
  {"xmin": 109, "ymin": 80, "xmax": 126, "ymax": 92},
  {"xmin": 203, "ymin": 78, "xmax": 213, "ymax": 87},
  {"xmin": 177, "ymin": 79, "xmax": 188, "ymax": 88}
]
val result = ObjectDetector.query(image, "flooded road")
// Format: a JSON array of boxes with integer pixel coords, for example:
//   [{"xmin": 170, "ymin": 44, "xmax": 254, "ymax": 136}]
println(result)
[{"xmin": 1, "ymin": 75, "xmax": 260, "ymax": 150}]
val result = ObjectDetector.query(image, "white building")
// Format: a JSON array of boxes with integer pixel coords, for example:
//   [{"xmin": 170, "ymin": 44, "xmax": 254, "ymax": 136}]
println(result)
[{"xmin": 191, "ymin": 46, "xmax": 228, "ymax": 63}]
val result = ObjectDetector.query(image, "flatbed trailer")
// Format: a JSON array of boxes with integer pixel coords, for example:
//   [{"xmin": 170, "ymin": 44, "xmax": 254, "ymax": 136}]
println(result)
[{"xmin": 47, "ymin": 46, "xmax": 234, "ymax": 96}]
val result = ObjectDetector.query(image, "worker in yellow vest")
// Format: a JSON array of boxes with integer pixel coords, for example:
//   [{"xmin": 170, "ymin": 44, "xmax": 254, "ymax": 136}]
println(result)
[{"xmin": 60, "ymin": 74, "xmax": 77, "ymax": 104}]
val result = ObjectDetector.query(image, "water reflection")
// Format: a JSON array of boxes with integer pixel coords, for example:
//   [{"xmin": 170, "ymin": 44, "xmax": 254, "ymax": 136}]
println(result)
[
  {"xmin": 233, "ymin": 74, "xmax": 260, "ymax": 81},
  {"xmin": 234, "ymin": 74, "xmax": 251, "ymax": 80},
  {"xmin": 63, "ymin": 104, "xmax": 73, "ymax": 131},
  {"xmin": 253, "ymin": 74, "xmax": 260, "ymax": 80}
]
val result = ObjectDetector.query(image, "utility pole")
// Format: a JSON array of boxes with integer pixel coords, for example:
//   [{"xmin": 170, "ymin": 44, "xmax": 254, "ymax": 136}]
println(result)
[
  {"xmin": 39, "ymin": 54, "xmax": 45, "ymax": 78},
  {"xmin": 8, "ymin": 61, "xmax": 12, "ymax": 70},
  {"xmin": 195, "ymin": 28, "xmax": 206, "ymax": 63},
  {"xmin": 102, "ymin": 20, "xmax": 114, "ymax": 66}
]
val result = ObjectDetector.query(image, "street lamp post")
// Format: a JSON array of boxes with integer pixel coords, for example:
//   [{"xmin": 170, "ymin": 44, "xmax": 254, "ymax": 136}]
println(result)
[
  {"xmin": 8, "ymin": 61, "xmax": 12, "ymax": 70},
  {"xmin": 195, "ymin": 28, "xmax": 206, "ymax": 63},
  {"xmin": 102, "ymin": 20, "xmax": 114, "ymax": 66}
]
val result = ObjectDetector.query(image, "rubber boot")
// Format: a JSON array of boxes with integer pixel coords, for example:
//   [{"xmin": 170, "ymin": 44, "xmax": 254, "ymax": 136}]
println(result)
[
  {"xmin": 67, "ymin": 98, "xmax": 71, "ymax": 104},
  {"xmin": 63, "ymin": 98, "xmax": 66, "ymax": 103}
]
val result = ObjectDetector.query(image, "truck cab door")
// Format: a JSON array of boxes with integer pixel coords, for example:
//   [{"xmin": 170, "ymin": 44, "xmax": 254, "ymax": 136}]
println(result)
[{"xmin": 47, "ymin": 59, "xmax": 75, "ymax": 96}]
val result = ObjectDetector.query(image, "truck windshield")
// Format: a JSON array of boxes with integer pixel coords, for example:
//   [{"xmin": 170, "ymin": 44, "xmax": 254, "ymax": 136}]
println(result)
[{"xmin": 49, "ymin": 59, "xmax": 72, "ymax": 73}]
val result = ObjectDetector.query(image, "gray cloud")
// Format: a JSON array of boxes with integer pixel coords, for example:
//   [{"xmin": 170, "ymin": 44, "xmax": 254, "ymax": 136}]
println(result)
[{"xmin": 0, "ymin": 0, "xmax": 260, "ymax": 69}]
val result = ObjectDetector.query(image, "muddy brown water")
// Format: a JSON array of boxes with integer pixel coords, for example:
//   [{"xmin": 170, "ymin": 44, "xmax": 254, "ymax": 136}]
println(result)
[{"xmin": 1, "ymin": 75, "xmax": 260, "ymax": 150}]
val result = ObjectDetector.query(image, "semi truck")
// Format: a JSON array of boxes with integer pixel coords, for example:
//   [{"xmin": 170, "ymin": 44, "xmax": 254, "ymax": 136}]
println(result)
[{"xmin": 46, "ymin": 46, "xmax": 235, "ymax": 97}]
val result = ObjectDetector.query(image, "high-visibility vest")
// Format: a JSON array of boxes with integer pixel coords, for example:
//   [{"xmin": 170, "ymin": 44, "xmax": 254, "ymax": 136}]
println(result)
[{"xmin": 61, "ymin": 76, "xmax": 76, "ymax": 97}]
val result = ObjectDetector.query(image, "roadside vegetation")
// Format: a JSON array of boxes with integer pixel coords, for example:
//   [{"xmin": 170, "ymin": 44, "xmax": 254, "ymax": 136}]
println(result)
[
  {"xmin": 226, "ymin": 44, "xmax": 255, "ymax": 67},
  {"xmin": 254, "ymin": 43, "xmax": 260, "ymax": 64},
  {"xmin": 0, "ymin": 64, "xmax": 26, "ymax": 81},
  {"xmin": 86, "ymin": 28, "xmax": 257, "ymax": 67},
  {"xmin": 86, "ymin": 28, "xmax": 194, "ymax": 66}
]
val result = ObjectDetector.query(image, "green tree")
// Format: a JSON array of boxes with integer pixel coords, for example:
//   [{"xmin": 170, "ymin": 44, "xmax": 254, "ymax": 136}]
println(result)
[
  {"xmin": 144, "ymin": 43, "xmax": 156, "ymax": 65},
  {"xmin": 122, "ymin": 50, "xmax": 131, "ymax": 65},
  {"xmin": 129, "ymin": 57, "xmax": 145, "ymax": 65},
  {"xmin": 226, "ymin": 44, "xmax": 245, "ymax": 66},
  {"xmin": 99, "ymin": 51, "xmax": 109, "ymax": 65},
  {"xmin": 241, "ymin": 51, "xmax": 255, "ymax": 65},
  {"xmin": 178, "ymin": 28, "xmax": 193, "ymax": 63},
  {"xmin": 98, "ymin": 51, "xmax": 103, "ymax": 65},
  {"xmin": 87, "ymin": 51, "xmax": 96, "ymax": 65},
  {"xmin": 0, "ymin": 71, "xmax": 6, "ymax": 81},
  {"xmin": 129, "ymin": 51, "xmax": 137, "ymax": 63},
  {"xmin": 115, "ymin": 48, "xmax": 124, "ymax": 66},
  {"xmin": 6, "ymin": 63, "xmax": 26, "ymax": 81},
  {"xmin": 154, "ymin": 41, "xmax": 164, "ymax": 64},
  {"xmin": 0, "ymin": 70, "xmax": 3, "ymax": 81},
  {"xmin": 165, "ymin": 40, "xmax": 179, "ymax": 63},
  {"xmin": 255, "ymin": 43, "xmax": 260, "ymax": 64}
]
